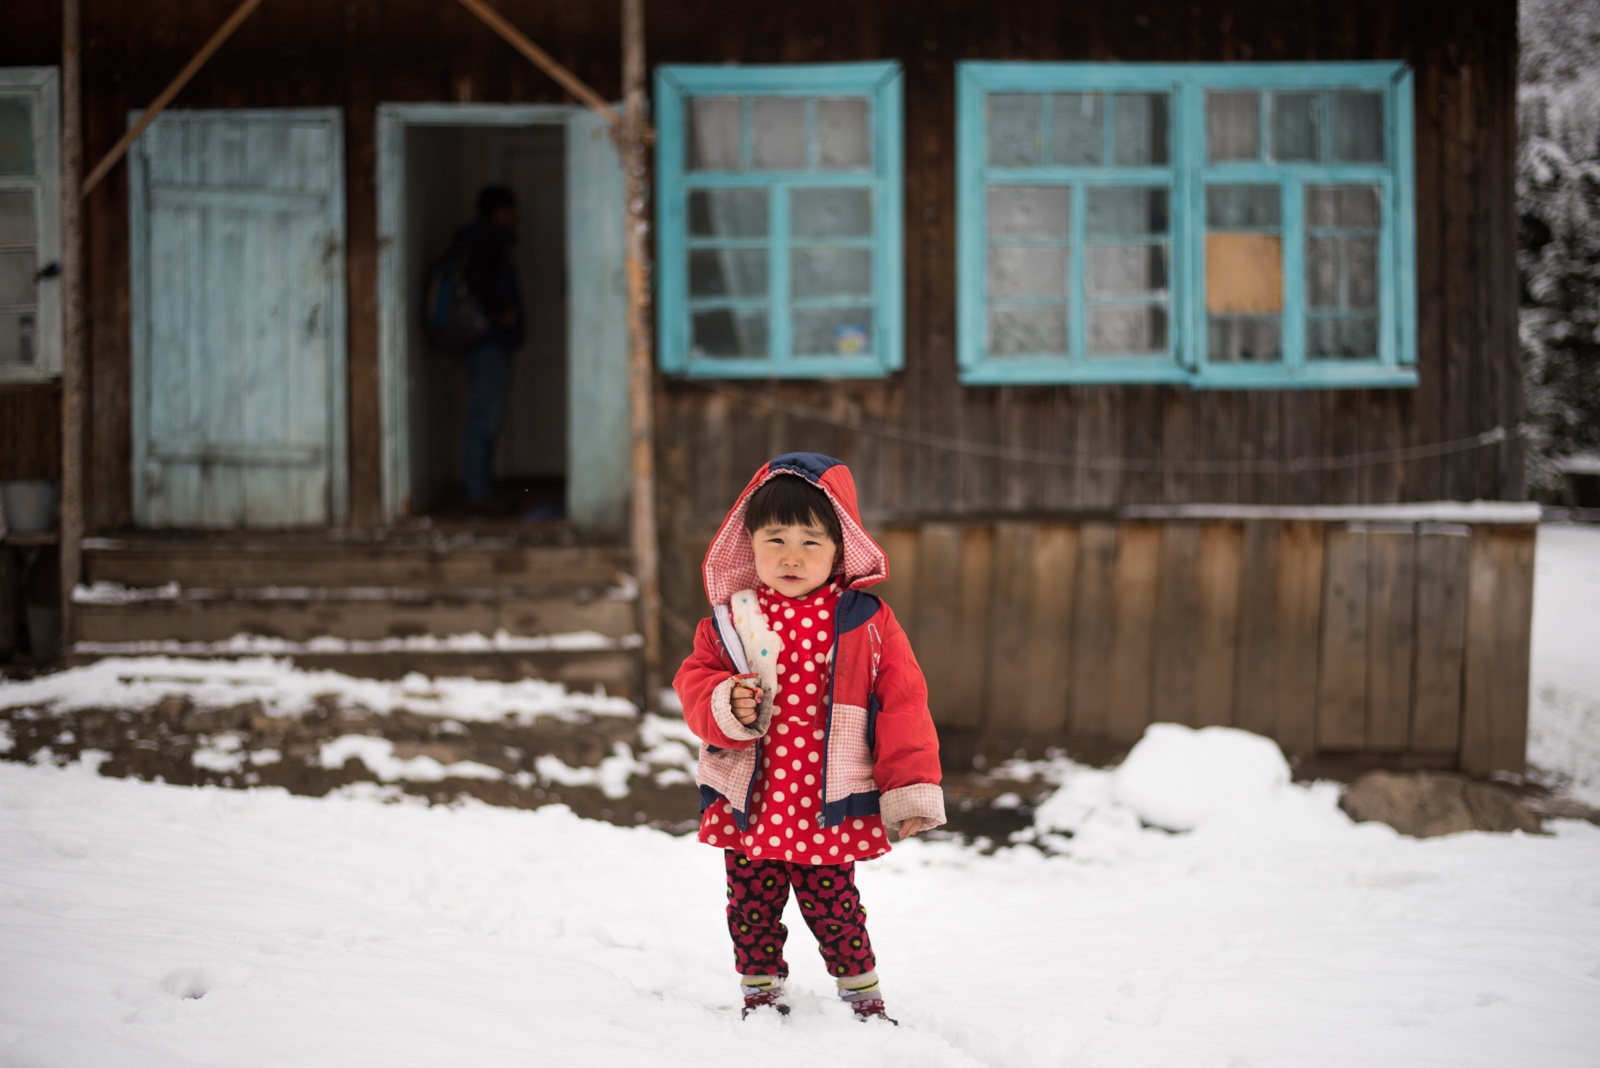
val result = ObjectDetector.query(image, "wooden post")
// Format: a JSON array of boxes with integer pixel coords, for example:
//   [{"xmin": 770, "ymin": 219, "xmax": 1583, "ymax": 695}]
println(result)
[
  {"xmin": 619, "ymin": 0, "xmax": 662, "ymax": 708},
  {"xmin": 80, "ymin": 0, "xmax": 268, "ymax": 198},
  {"xmin": 59, "ymin": 0, "xmax": 85, "ymax": 651}
]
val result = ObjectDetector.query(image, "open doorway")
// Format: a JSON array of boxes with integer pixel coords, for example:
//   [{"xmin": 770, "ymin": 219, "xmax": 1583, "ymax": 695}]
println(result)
[
  {"xmin": 404, "ymin": 124, "xmax": 566, "ymax": 518},
  {"xmin": 377, "ymin": 104, "xmax": 629, "ymax": 536}
]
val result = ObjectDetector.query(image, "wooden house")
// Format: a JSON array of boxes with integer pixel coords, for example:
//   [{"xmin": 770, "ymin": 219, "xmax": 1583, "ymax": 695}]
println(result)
[{"xmin": 0, "ymin": 0, "xmax": 1534, "ymax": 778}]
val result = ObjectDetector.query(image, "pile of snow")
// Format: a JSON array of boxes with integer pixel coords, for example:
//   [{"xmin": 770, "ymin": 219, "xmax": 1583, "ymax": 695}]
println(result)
[{"xmin": 1111, "ymin": 723, "xmax": 1292, "ymax": 831}]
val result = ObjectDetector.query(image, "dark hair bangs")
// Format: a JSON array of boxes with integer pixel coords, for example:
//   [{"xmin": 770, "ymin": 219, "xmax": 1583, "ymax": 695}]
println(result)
[{"xmin": 743, "ymin": 474, "xmax": 842, "ymax": 545}]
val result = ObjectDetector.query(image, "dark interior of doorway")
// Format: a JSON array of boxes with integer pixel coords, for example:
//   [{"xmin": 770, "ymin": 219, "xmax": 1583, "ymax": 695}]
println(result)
[{"xmin": 404, "ymin": 123, "xmax": 567, "ymax": 520}]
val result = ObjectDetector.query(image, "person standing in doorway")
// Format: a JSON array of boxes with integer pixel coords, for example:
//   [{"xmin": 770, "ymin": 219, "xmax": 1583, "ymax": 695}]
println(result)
[{"xmin": 458, "ymin": 185, "xmax": 524, "ymax": 512}]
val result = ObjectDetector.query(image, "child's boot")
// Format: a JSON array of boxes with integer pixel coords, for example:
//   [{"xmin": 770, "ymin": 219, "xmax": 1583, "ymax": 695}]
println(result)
[
  {"xmin": 837, "ymin": 970, "xmax": 898, "ymax": 1024},
  {"xmin": 740, "ymin": 975, "xmax": 790, "ymax": 1019}
]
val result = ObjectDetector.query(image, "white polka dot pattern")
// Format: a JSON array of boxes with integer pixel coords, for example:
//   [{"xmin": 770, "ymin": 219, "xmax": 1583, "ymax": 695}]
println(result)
[{"xmin": 699, "ymin": 581, "xmax": 889, "ymax": 864}]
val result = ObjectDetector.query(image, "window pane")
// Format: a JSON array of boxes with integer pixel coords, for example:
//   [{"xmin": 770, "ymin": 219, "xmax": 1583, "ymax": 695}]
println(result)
[
  {"xmin": 1113, "ymin": 93, "xmax": 1168, "ymax": 166},
  {"xmin": 0, "ymin": 250, "xmax": 34, "ymax": 306},
  {"xmin": 1307, "ymin": 316, "xmax": 1378, "ymax": 360},
  {"xmin": 1346, "ymin": 236, "xmax": 1378, "ymax": 308},
  {"xmin": 0, "ymin": 311, "xmax": 38, "ymax": 366},
  {"xmin": 689, "ymin": 249, "xmax": 768, "ymax": 299},
  {"xmin": 1270, "ymin": 92, "xmax": 1320, "ymax": 162},
  {"xmin": 1086, "ymin": 244, "xmax": 1166, "ymax": 296},
  {"xmin": 692, "ymin": 308, "xmax": 768, "ymax": 358},
  {"xmin": 687, "ymin": 97, "xmax": 742, "ymax": 171},
  {"xmin": 988, "ymin": 305, "xmax": 1067, "ymax": 355},
  {"xmin": 792, "ymin": 248, "xmax": 872, "ymax": 299},
  {"xmin": 1206, "ymin": 184, "xmax": 1281, "ymax": 228},
  {"xmin": 1050, "ymin": 93, "xmax": 1104, "ymax": 166},
  {"xmin": 1331, "ymin": 91, "xmax": 1384, "ymax": 162},
  {"xmin": 1206, "ymin": 91, "xmax": 1259, "ymax": 161},
  {"xmin": 988, "ymin": 94, "xmax": 1043, "ymax": 167},
  {"xmin": 752, "ymin": 98, "xmax": 806, "ymax": 170},
  {"xmin": 688, "ymin": 189, "xmax": 768, "ymax": 238},
  {"xmin": 793, "ymin": 307, "xmax": 873, "ymax": 355},
  {"xmin": 988, "ymin": 186, "xmax": 1069, "ymax": 239},
  {"xmin": 0, "ymin": 190, "xmax": 37, "ymax": 246},
  {"xmin": 1306, "ymin": 184, "xmax": 1381, "ymax": 228},
  {"xmin": 817, "ymin": 98, "xmax": 870, "ymax": 170},
  {"xmin": 1208, "ymin": 319, "xmax": 1282, "ymax": 363},
  {"xmin": 1086, "ymin": 187, "xmax": 1167, "ymax": 237},
  {"xmin": 1089, "ymin": 304, "xmax": 1167, "ymax": 354},
  {"xmin": 988, "ymin": 246, "xmax": 1067, "ymax": 299},
  {"xmin": 792, "ymin": 188, "xmax": 872, "ymax": 239},
  {"xmin": 1306, "ymin": 236, "xmax": 1340, "ymax": 308},
  {"xmin": 0, "ymin": 98, "xmax": 34, "ymax": 177}
]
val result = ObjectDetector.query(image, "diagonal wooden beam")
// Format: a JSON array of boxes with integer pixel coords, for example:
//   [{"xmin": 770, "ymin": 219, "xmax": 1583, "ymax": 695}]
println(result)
[
  {"xmin": 81, "ymin": 0, "xmax": 268, "ymax": 198},
  {"xmin": 453, "ymin": 0, "xmax": 624, "ymax": 129}
]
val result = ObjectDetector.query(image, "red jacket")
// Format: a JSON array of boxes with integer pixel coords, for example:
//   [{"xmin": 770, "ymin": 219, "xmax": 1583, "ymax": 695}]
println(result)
[{"xmin": 673, "ymin": 453, "xmax": 945, "ymax": 832}]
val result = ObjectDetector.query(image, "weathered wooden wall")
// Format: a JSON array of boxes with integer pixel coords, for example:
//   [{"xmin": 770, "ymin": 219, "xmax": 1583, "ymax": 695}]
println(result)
[
  {"xmin": 0, "ymin": 0, "xmax": 1523, "ymax": 532},
  {"xmin": 866, "ymin": 515, "xmax": 1534, "ymax": 776}
]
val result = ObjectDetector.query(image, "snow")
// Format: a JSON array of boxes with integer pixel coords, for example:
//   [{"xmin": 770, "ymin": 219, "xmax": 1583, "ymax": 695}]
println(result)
[
  {"xmin": 0, "ymin": 655, "xmax": 636, "ymax": 724},
  {"xmin": 1124, "ymin": 500, "xmax": 1543, "ymax": 524},
  {"xmin": 1, "ymin": 525, "xmax": 1599, "ymax": 1065},
  {"xmin": 71, "ymin": 628, "xmax": 641, "ymax": 656},
  {"xmin": 1527, "ymin": 524, "xmax": 1600, "ymax": 805},
  {"xmin": 1109, "ymin": 724, "xmax": 1293, "ymax": 832}
]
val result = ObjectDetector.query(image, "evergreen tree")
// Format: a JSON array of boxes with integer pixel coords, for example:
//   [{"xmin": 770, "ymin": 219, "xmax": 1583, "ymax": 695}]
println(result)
[{"xmin": 1519, "ymin": 0, "xmax": 1600, "ymax": 492}]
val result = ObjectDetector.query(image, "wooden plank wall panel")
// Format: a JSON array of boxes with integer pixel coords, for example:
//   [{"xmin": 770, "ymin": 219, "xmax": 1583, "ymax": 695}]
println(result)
[
  {"xmin": 1233, "ymin": 519, "xmax": 1282, "ymax": 738},
  {"xmin": 1411, "ymin": 525, "xmax": 1471, "ymax": 753},
  {"xmin": 1104, "ymin": 523, "xmax": 1161, "ymax": 745},
  {"xmin": 1151, "ymin": 523, "xmax": 1202, "ymax": 726},
  {"xmin": 909, "ymin": 523, "xmax": 965, "ymax": 729},
  {"xmin": 1193, "ymin": 521, "xmax": 1243, "ymax": 728},
  {"xmin": 1016, "ymin": 524, "xmax": 1077, "ymax": 740},
  {"xmin": 1365, "ymin": 527, "xmax": 1417, "ymax": 751},
  {"xmin": 774, "ymin": 515, "xmax": 1528, "ymax": 775},
  {"xmin": 982, "ymin": 522, "xmax": 1035, "ymax": 741},
  {"xmin": 1460, "ymin": 525, "xmax": 1537, "ymax": 776},
  {"xmin": 1273, "ymin": 520, "xmax": 1325, "ymax": 757},
  {"xmin": 1068, "ymin": 522, "xmax": 1119, "ymax": 739},
  {"xmin": 1316, "ymin": 526, "xmax": 1370, "ymax": 750},
  {"xmin": 947, "ymin": 525, "xmax": 995, "ymax": 731}
]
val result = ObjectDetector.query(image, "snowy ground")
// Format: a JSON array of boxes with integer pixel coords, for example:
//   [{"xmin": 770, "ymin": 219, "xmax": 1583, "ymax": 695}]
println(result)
[{"xmin": 1, "ymin": 525, "xmax": 1599, "ymax": 1067}]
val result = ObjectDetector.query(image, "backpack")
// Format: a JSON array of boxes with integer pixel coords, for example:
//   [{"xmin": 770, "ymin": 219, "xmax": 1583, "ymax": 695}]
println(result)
[{"xmin": 421, "ymin": 234, "xmax": 492, "ymax": 350}]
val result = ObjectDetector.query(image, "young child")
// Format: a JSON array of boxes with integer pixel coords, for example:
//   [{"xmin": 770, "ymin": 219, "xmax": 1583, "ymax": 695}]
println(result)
[{"xmin": 674, "ymin": 452, "xmax": 945, "ymax": 1023}]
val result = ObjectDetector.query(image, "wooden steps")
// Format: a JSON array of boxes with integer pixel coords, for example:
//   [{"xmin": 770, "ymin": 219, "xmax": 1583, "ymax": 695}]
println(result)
[{"xmin": 71, "ymin": 535, "xmax": 641, "ymax": 693}]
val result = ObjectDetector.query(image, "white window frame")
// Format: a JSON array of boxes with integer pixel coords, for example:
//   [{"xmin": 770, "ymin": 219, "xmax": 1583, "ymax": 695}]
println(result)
[{"xmin": 0, "ymin": 68, "xmax": 62, "ymax": 383}]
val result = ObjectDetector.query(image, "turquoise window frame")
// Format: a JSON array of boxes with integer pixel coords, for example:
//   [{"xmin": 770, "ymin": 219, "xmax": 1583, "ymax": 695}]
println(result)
[
  {"xmin": 957, "ymin": 62, "xmax": 1417, "ymax": 389},
  {"xmin": 655, "ymin": 62, "xmax": 904, "ymax": 378}
]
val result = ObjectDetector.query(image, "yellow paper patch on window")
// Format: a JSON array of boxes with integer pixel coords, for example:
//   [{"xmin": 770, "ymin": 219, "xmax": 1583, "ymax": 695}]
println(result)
[{"xmin": 1206, "ymin": 232, "xmax": 1283, "ymax": 315}]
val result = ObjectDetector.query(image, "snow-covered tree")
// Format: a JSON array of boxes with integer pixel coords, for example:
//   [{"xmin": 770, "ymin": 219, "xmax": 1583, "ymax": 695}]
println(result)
[{"xmin": 1519, "ymin": 0, "xmax": 1600, "ymax": 492}]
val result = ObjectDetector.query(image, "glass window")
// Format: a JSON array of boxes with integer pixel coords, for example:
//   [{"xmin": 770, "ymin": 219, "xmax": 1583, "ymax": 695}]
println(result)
[
  {"xmin": 0, "ymin": 69, "xmax": 60, "ymax": 383},
  {"xmin": 656, "ymin": 64, "xmax": 903, "ymax": 376},
  {"xmin": 957, "ymin": 63, "xmax": 1415, "ymax": 388}
]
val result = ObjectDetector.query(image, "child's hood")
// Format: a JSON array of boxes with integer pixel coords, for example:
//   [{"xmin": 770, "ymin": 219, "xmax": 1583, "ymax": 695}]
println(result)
[{"xmin": 702, "ymin": 452, "xmax": 889, "ymax": 607}]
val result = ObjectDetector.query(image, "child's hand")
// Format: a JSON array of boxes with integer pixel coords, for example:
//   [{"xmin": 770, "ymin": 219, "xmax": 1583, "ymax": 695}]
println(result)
[
  {"xmin": 896, "ymin": 817, "xmax": 937, "ymax": 840},
  {"xmin": 731, "ymin": 681, "xmax": 763, "ymax": 726}
]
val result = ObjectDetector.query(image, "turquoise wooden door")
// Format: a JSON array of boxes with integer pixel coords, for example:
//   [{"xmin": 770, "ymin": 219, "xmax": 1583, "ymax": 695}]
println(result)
[
  {"xmin": 566, "ymin": 110, "xmax": 629, "ymax": 534},
  {"xmin": 130, "ymin": 110, "xmax": 347, "ymax": 528}
]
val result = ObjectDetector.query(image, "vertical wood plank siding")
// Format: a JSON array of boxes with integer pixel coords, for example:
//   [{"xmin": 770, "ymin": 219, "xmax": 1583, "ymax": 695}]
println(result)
[{"xmin": 872, "ymin": 517, "xmax": 1533, "ymax": 775}]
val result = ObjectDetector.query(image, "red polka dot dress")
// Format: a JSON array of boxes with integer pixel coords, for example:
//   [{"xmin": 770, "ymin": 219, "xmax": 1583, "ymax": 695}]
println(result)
[{"xmin": 699, "ymin": 582, "xmax": 891, "ymax": 864}]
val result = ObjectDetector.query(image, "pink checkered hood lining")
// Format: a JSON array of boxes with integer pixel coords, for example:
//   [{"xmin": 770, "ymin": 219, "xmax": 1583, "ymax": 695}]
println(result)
[{"xmin": 702, "ymin": 453, "xmax": 889, "ymax": 608}]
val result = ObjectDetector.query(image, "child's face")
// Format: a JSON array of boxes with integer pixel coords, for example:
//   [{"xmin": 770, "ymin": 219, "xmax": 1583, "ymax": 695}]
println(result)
[{"xmin": 750, "ymin": 516, "xmax": 840, "ymax": 599}]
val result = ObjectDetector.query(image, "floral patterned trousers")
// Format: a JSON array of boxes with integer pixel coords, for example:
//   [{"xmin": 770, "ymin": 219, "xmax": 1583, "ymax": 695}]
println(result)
[{"xmin": 724, "ymin": 850, "xmax": 876, "ymax": 979}]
